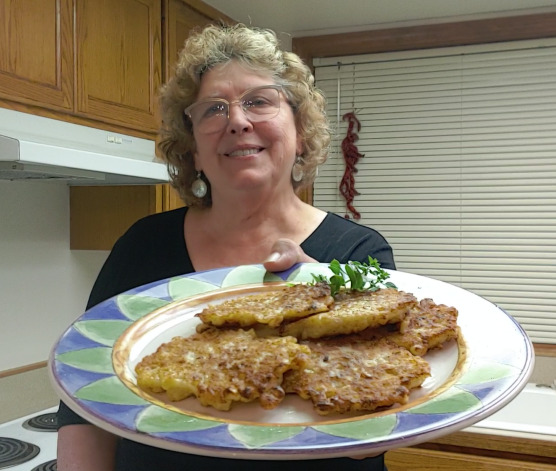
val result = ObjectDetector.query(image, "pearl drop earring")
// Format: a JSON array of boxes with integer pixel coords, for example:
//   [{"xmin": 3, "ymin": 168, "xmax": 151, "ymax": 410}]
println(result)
[
  {"xmin": 191, "ymin": 171, "xmax": 207, "ymax": 198},
  {"xmin": 292, "ymin": 155, "xmax": 304, "ymax": 182}
]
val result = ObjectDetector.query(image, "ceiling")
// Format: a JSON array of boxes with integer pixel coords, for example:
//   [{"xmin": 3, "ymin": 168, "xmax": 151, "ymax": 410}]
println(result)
[{"xmin": 204, "ymin": 0, "xmax": 556, "ymax": 47}]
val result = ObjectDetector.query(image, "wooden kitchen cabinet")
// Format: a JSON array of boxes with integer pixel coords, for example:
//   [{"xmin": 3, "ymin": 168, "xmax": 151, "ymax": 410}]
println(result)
[
  {"xmin": 386, "ymin": 447, "xmax": 556, "ymax": 471},
  {"xmin": 70, "ymin": 185, "xmax": 163, "ymax": 250},
  {"xmin": 164, "ymin": 0, "xmax": 221, "ymax": 71},
  {"xmin": 0, "ymin": 0, "xmax": 162, "ymax": 135},
  {"xmin": 0, "ymin": 0, "xmax": 73, "ymax": 111},
  {"xmin": 70, "ymin": 184, "xmax": 188, "ymax": 250},
  {"xmin": 75, "ymin": 0, "xmax": 162, "ymax": 132},
  {"xmin": 385, "ymin": 430, "xmax": 556, "ymax": 471}
]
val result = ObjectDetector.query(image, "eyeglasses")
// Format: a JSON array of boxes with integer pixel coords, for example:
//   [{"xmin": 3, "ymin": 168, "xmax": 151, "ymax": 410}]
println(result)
[{"xmin": 184, "ymin": 85, "xmax": 283, "ymax": 134}]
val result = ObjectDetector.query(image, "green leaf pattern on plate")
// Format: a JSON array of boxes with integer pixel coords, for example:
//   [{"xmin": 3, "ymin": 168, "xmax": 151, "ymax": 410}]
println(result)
[
  {"xmin": 263, "ymin": 271, "xmax": 283, "ymax": 283},
  {"xmin": 458, "ymin": 362, "xmax": 518, "ymax": 385},
  {"xmin": 73, "ymin": 320, "xmax": 132, "ymax": 347},
  {"xmin": 287, "ymin": 263, "xmax": 331, "ymax": 283},
  {"xmin": 136, "ymin": 406, "xmax": 220, "ymax": 433},
  {"xmin": 56, "ymin": 347, "xmax": 114, "ymax": 374},
  {"xmin": 221, "ymin": 265, "xmax": 270, "ymax": 287},
  {"xmin": 168, "ymin": 277, "xmax": 219, "ymax": 301},
  {"xmin": 407, "ymin": 387, "xmax": 481, "ymax": 415},
  {"xmin": 228, "ymin": 424, "xmax": 305, "ymax": 448},
  {"xmin": 312, "ymin": 414, "xmax": 397, "ymax": 440},
  {"xmin": 75, "ymin": 376, "xmax": 149, "ymax": 405},
  {"xmin": 117, "ymin": 295, "xmax": 171, "ymax": 321}
]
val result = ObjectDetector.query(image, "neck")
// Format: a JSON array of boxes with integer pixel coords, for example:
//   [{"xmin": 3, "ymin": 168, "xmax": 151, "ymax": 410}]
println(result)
[
  {"xmin": 185, "ymin": 189, "xmax": 326, "ymax": 271},
  {"xmin": 209, "ymin": 189, "xmax": 306, "ymax": 237}
]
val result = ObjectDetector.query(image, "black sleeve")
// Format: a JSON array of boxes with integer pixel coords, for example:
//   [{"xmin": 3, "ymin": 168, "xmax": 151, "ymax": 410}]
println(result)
[{"xmin": 302, "ymin": 213, "xmax": 396, "ymax": 269}]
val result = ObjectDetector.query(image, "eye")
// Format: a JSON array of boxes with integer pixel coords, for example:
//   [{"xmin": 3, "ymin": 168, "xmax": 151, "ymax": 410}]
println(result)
[
  {"xmin": 201, "ymin": 101, "xmax": 227, "ymax": 118},
  {"xmin": 242, "ymin": 93, "xmax": 274, "ymax": 109}
]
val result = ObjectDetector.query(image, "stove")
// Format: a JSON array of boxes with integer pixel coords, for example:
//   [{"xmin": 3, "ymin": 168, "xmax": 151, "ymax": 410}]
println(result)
[{"xmin": 0, "ymin": 408, "xmax": 57, "ymax": 471}]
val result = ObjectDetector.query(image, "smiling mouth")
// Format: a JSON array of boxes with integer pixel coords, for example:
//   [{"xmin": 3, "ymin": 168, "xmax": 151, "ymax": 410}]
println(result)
[{"xmin": 226, "ymin": 148, "xmax": 262, "ymax": 157}]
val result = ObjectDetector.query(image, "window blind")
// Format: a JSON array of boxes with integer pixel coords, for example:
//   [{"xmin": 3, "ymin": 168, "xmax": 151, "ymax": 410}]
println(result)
[{"xmin": 313, "ymin": 39, "xmax": 556, "ymax": 344}]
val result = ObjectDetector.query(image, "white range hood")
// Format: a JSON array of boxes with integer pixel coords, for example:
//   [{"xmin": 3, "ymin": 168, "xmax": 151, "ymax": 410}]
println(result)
[{"xmin": 0, "ymin": 108, "xmax": 169, "ymax": 185}]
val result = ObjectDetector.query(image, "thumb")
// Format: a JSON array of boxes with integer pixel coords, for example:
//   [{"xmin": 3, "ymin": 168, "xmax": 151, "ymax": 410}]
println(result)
[{"xmin": 263, "ymin": 238, "xmax": 317, "ymax": 273}]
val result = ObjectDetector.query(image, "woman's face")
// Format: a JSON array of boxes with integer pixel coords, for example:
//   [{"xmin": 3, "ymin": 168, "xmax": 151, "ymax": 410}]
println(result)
[{"xmin": 191, "ymin": 60, "xmax": 302, "ymax": 201}]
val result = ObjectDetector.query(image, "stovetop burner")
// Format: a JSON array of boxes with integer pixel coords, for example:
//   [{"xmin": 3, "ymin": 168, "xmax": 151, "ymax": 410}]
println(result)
[
  {"xmin": 0, "ymin": 407, "xmax": 58, "ymax": 470},
  {"xmin": 31, "ymin": 459, "xmax": 57, "ymax": 471},
  {"xmin": 22, "ymin": 413, "xmax": 58, "ymax": 433},
  {"xmin": 0, "ymin": 437, "xmax": 40, "ymax": 469}
]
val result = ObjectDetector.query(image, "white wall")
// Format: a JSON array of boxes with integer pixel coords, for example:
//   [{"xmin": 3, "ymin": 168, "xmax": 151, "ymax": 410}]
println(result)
[{"xmin": 0, "ymin": 181, "xmax": 109, "ymax": 371}]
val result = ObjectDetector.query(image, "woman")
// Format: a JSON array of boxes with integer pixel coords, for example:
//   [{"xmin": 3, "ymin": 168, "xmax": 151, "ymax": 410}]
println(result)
[{"xmin": 57, "ymin": 23, "xmax": 394, "ymax": 471}]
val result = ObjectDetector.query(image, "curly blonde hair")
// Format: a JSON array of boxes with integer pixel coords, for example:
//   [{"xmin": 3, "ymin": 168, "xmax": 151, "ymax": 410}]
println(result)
[{"xmin": 158, "ymin": 23, "xmax": 331, "ymax": 207}]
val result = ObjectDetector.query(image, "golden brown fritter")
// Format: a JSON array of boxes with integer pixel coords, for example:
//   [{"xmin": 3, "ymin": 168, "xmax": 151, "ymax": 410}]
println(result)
[
  {"xmin": 283, "ymin": 337, "xmax": 431, "ymax": 415},
  {"xmin": 196, "ymin": 282, "xmax": 334, "ymax": 329},
  {"xmin": 281, "ymin": 288, "xmax": 417, "ymax": 340},
  {"xmin": 382, "ymin": 298, "xmax": 460, "ymax": 356},
  {"xmin": 135, "ymin": 328, "xmax": 310, "ymax": 411},
  {"xmin": 135, "ymin": 280, "xmax": 461, "ymax": 415}
]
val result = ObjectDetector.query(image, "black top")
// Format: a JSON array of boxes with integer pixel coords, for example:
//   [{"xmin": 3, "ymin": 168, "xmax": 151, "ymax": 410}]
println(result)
[{"xmin": 58, "ymin": 207, "xmax": 394, "ymax": 471}]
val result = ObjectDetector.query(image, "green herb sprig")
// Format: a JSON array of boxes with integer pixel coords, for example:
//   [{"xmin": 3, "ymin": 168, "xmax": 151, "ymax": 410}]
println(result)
[{"xmin": 312, "ymin": 257, "xmax": 396, "ymax": 296}]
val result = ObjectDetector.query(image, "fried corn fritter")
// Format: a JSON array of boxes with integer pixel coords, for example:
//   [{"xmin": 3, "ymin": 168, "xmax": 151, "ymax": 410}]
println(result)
[
  {"xmin": 197, "ymin": 282, "xmax": 334, "ymax": 329},
  {"xmin": 281, "ymin": 288, "xmax": 417, "ymax": 340},
  {"xmin": 283, "ymin": 337, "xmax": 431, "ymax": 415},
  {"xmin": 135, "ymin": 276, "xmax": 461, "ymax": 415},
  {"xmin": 134, "ymin": 328, "xmax": 310, "ymax": 411},
  {"xmin": 383, "ymin": 298, "xmax": 460, "ymax": 356}
]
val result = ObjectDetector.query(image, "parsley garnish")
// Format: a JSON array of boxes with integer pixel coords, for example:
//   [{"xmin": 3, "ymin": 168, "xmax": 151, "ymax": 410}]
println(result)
[{"xmin": 312, "ymin": 257, "xmax": 396, "ymax": 296}]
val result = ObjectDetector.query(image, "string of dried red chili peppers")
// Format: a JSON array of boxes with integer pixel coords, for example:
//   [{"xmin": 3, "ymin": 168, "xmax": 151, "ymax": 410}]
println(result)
[{"xmin": 339, "ymin": 111, "xmax": 364, "ymax": 219}]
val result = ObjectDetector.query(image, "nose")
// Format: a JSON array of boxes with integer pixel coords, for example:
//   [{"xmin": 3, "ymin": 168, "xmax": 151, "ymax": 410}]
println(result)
[{"xmin": 226, "ymin": 102, "xmax": 253, "ymax": 134}]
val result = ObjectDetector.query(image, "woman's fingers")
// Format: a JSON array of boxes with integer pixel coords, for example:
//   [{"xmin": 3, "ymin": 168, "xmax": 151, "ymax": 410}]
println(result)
[{"xmin": 263, "ymin": 238, "xmax": 317, "ymax": 272}]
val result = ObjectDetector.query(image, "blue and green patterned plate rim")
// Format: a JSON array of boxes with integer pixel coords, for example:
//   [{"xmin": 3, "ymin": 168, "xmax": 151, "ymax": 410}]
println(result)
[{"xmin": 48, "ymin": 263, "xmax": 534, "ymax": 459}]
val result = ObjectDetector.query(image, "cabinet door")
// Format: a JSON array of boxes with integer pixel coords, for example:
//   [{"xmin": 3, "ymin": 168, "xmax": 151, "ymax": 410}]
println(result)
[
  {"xmin": 165, "ymin": 0, "xmax": 218, "ymax": 74},
  {"xmin": 0, "ymin": 0, "xmax": 73, "ymax": 110},
  {"xmin": 70, "ymin": 186, "xmax": 163, "ymax": 250},
  {"xmin": 75, "ymin": 0, "xmax": 161, "ymax": 132},
  {"xmin": 386, "ymin": 448, "xmax": 556, "ymax": 471}
]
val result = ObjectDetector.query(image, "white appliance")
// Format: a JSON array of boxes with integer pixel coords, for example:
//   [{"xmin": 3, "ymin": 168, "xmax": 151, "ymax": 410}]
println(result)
[
  {"xmin": 0, "ymin": 407, "xmax": 57, "ymax": 470},
  {"xmin": 0, "ymin": 108, "xmax": 169, "ymax": 185}
]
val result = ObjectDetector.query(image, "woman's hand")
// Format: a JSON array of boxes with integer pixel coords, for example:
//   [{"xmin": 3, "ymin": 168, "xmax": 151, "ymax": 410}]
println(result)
[{"xmin": 263, "ymin": 238, "xmax": 317, "ymax": 272}]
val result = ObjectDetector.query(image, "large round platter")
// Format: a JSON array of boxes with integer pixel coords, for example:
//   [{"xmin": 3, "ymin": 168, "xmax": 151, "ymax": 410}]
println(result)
[{"xmin": 49, "ymin": 263, "xmax": 534, "ymax": 459}]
